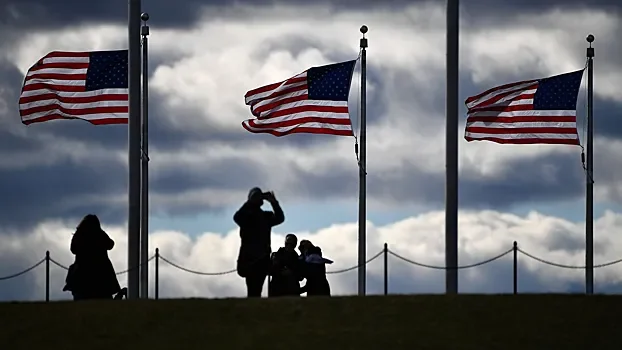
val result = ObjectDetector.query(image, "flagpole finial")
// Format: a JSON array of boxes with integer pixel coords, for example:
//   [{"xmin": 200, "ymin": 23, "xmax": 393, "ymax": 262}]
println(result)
[
  {"xmin": 586, "ymin": 34, "xmax": 594, "ymax": 57},
  {"xmin": 141, "ymin": 13, "xmax": 150, "ymax": 37},
  {"xmin": 360, "ymin": 25, "xmax": 368, "ymax": 49}
]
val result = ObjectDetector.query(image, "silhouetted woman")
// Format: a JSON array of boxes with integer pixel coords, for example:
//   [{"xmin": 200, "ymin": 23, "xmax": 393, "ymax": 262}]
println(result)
[
  {"xmin": 63, "ymin": 214, "xmax": 124, "ymax": 300},
  {"xmin": 298, "ymin": 240, "xmax": 332, "ymax": 297}
]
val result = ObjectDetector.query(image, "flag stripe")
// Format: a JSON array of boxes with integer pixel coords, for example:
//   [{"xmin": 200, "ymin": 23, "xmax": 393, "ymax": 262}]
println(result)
[
  {"xmin": 466, "ymin": 134, "xmax": 577, "ymax": 145},
  {"xmin": 464, "ymin": 70, "xmax": 583, "ymax": 145},
  {"xmin": 19, "ymin": 50, "xmax": 128, "ymax": 125},
  {"xmin": 242, "ymin": 120, "xmax": 353, "ymax": 137},
  {"xmin": 22, "ymin": 114, "xmax": 127, "ymax": 125},
  {"xmin": 465, "ymin": 80, "xmax": 536, "ymax": 107},
  {"xmin": 251, "ymin": 89, "xmax": 308, "ymax": 116},
  {"xmin": 244, "ymin": 74, "xmax": 307, "ymax": 102},
  {"xmin": 259, "ymin": 101, "xmax": 348, "ymax": 120},
  {"xmin": 19, "ymin": 92, "xmax": 128, "ymax": 105}
]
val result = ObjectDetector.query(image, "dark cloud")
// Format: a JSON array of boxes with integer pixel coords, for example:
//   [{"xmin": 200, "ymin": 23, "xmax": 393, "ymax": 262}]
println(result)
[
  {"xmin": 0, "ymin": 1, "xmax": 621, "ymax": 229},
  {"xmin": 275, "ymin": 139, "xmax": 578, "ymax": 211},
  {"xmin": 2, "ymin": 0, "xmax": 619, "ymax": 35},
  {"xmin": 0, "ymin": 250, "xmax": 43, "ymax": 301},
  {"xmin": 2, "ymin": 51, "xmax": 621, "ymax": 229},
  {"xmin": 0, "ymin": 158, "xmax": 127, "ymax": 227}
]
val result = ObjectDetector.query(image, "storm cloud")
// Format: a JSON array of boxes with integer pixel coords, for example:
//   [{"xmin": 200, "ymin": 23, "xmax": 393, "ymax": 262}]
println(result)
[{"xmin": 0, "ymin": 2, "xmax": 619, "ymax": 231}]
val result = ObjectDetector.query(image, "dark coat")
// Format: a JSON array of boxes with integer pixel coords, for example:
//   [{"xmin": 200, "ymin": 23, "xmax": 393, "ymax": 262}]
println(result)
[
  {"xmin": 269, "ymin": 247, "xmax": 303, "ymax": 296},
  {"xmin": 234, "ymin": 200, "xmax": 284, "ymax": 278},
  {"xmin": 64, "ymin": 229, "xmax": 121, "ymax": 298},
  {"xmin": 300, "ymin": 246, "xmax": 331, "ymax": 296}
]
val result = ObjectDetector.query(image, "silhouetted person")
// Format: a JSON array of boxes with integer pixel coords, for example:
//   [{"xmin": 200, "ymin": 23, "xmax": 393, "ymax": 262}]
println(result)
[
  {"xmin": 234, "ymin": 188, "xmax": 285, "ymax": 297},
  {"xmin": 63, "ymin": 214, "xmax": 125, "ymax": 300},
  {"xmin": 269, "ymin": 234, "xmax": 303, "ymax": 297},
  {"xmin": 299, "ymin": 240, "xmax": 332, "ymax": 297}
]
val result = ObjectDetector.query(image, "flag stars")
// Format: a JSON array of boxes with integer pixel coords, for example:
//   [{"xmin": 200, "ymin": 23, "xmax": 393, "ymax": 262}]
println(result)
[
  {"xmin": 532, "ymin": 70, "xmax": 583, "ymax": 110},
  {"xmin": 307, "ymin": 61, "xmax": 356, "ymax": 101},
  {"xmin": 85, "ymin": 50, "xmax": 128, "ymax": 91}
]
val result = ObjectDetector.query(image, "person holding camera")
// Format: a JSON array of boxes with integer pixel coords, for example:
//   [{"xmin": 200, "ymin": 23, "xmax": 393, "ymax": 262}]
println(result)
[{"xmin": 234, "ymin": 187, "xmax": 285, "ymax": 297}]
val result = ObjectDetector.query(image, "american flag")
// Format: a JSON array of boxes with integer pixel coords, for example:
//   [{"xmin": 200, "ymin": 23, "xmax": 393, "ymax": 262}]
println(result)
[
  {"xmin": 19, "ymin": 50, "xmax": 129, "ymax": 125},
  {"xmin": 464, "ymin": 69, "xmax": 584, "ymax": 145},
  {"xmin": 243, "ymin": 60, "xmax": 357, "ymax": 137}
]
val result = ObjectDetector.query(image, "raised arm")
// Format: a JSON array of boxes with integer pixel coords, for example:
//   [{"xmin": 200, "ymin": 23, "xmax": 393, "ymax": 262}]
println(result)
[{"xmin": 268, "ymin": 200, "xmax": 285, "ymax": 226}]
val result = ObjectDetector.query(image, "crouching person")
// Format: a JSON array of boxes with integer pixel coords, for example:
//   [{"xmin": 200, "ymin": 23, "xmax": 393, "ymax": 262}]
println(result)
[
  {"xmin": 298, "ymin": 240, "xmax": 332, "ymax": 297},
  {"xmin": 269, "ymin": 234, "xmax": 303, "ymax": 297}
]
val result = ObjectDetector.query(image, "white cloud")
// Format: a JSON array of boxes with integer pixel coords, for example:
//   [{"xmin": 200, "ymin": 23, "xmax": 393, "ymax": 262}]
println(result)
[{"xmin": 2, "ymin": 209, "xmax": 622, "ymax": 301}]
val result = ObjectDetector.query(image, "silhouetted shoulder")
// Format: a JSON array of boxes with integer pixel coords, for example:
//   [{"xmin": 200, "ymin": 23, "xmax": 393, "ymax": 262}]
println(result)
[
  {"xmin": 309, "ymin": 246, "xmax": 322, "ymax": 256},
  {"xmin": 263, "ymin": 209, "xmax": 285, "ymax": 227}
]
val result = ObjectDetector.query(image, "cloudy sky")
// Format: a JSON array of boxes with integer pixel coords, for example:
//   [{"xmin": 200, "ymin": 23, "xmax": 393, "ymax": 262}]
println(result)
[{"xmin": 1, "ymin": 0, "xmax": 621, "ymax": 301}]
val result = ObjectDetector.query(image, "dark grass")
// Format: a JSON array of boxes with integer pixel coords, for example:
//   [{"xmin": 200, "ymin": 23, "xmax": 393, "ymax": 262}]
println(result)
[{"xmin": 0, "ymin": 294, "xmax": 621, "ymax": 350}]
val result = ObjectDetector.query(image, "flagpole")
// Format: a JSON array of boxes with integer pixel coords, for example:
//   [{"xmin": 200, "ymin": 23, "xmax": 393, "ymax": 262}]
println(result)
[
  {"xmin": 139, "ymin": 12, "xmax": 150, "ymax": 300},
  {"xmin": 358, "ymin": 25, "xmax": 368, "ymax": 296},
  {"xmin": 585, "ymin": 33, "xmax": 594, "ymax": 295},
  {"xmin": 445, "ymin": 0, "xmax": 459, "ymax": 294},
  {"xmin": 127, "ymin": 0, "xmax": 142, "ymax": 300}
]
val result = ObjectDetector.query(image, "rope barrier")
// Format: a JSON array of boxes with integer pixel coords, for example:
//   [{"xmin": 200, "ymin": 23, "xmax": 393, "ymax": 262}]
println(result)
[
  {"xmin": 159, "ymin": 256, "xmax": 237, "ymax": 276},
  {"xmin": 326, "ymin": 250, "xmax": 383, "ymax": 274},
  {"xmin": 517, "ymin": 248, "xmax": 622, "ymax": 269},
  {"xmin": 0, "ymin": 258, "xmax": 46, "ymax": 281},
  {"xmin": 157, "ymin": 249, "xmax": 384, "ymax": 276},
  {"xmin": 49, "ymin": 255, "xmax": 157, "ymax": 275},
  {"xmin": 388, "ymin": 248, "xmax": 513, "ymax": 270},
  {"xmin": 2, "ymin": 245, "xmax": 622, "ymax": 283}
]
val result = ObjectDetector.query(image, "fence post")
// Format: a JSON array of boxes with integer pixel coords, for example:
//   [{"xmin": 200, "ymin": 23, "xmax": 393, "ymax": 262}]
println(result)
[
  {"xmin": 155, "ymin": 248, "xmax": 159, "ymax": 300},
  {"xmin": 383, "ymin": 243, "xmax": 388, "ymax": 295},
  {"xmin": 45, "ymin": 251, "xmax": 50, "ymax": 302},
  {"xmin": 513, "ymin": 241, "xmax": 518, "ymax": 295}
]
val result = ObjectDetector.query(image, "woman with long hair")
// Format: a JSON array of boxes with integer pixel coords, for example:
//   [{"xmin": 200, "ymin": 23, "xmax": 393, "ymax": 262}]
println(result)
[{"xmin": 63, "ymin": 214, "xmax": 125, "ymax": 300}]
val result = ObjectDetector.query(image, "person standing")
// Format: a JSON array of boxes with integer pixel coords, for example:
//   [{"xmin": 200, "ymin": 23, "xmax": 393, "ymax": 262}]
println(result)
[
  {"xmin": 234, "ymin": 187, "xmax": 285, "ymax": 297},
  {"xmin": 269, "ymin": 234, "xmax": 303, "ymax": 297},
  {"xmin": 63, "ymin": 214, "xmax": 125, "ymax": 300}
]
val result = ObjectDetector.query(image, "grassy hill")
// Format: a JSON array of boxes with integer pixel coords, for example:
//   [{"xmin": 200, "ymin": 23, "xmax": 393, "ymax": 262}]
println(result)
[{"xmin": 0, "ymin": 294, "xmax": 620, "ymax": 350}]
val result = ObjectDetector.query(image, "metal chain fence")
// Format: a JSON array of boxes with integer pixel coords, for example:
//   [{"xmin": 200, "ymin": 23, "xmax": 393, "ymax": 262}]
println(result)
[{"xmin": 2, "ymin": 241, "xmax": 622, "ymax": 301}]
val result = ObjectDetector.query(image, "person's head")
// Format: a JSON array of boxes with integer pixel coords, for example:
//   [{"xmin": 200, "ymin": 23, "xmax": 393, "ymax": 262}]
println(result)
[
  {"xmin": 298, "ymin": 239, "xmax": 313, "ymax": 255},
  {"xmin": 76, "ymin": 214, "xmax": 101, "ymax": 233},
  {"xmin": 247, "ymin": 187, "xmax": 264, "ymax": 207},
  {"xmin": 284, "ymin": 234, "xmax": 297, "ymax": 251}
]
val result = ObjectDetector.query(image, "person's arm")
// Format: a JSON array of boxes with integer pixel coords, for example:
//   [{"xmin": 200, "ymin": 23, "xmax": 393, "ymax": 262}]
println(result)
[
  {"xmin": 269, "ymin": 252, "xmax": 279, "ymax": 276},
  {"xmin": 265, "ymin": 194, "xmax": 284, "ymax": 226},
  {"xmin": 233, "ymin": 202, "xmax": 254, "ymax": 227},
  {"xmin": 297, "ymin": 263, "xmax": 306, "ymax": 281},
  {"xmin": 70, "ymin": 233, "xmax": 80, "ymax": 255},
  {"xmin": 100, "ymin": 230, "xmax": 115, "ymax": 251}
]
